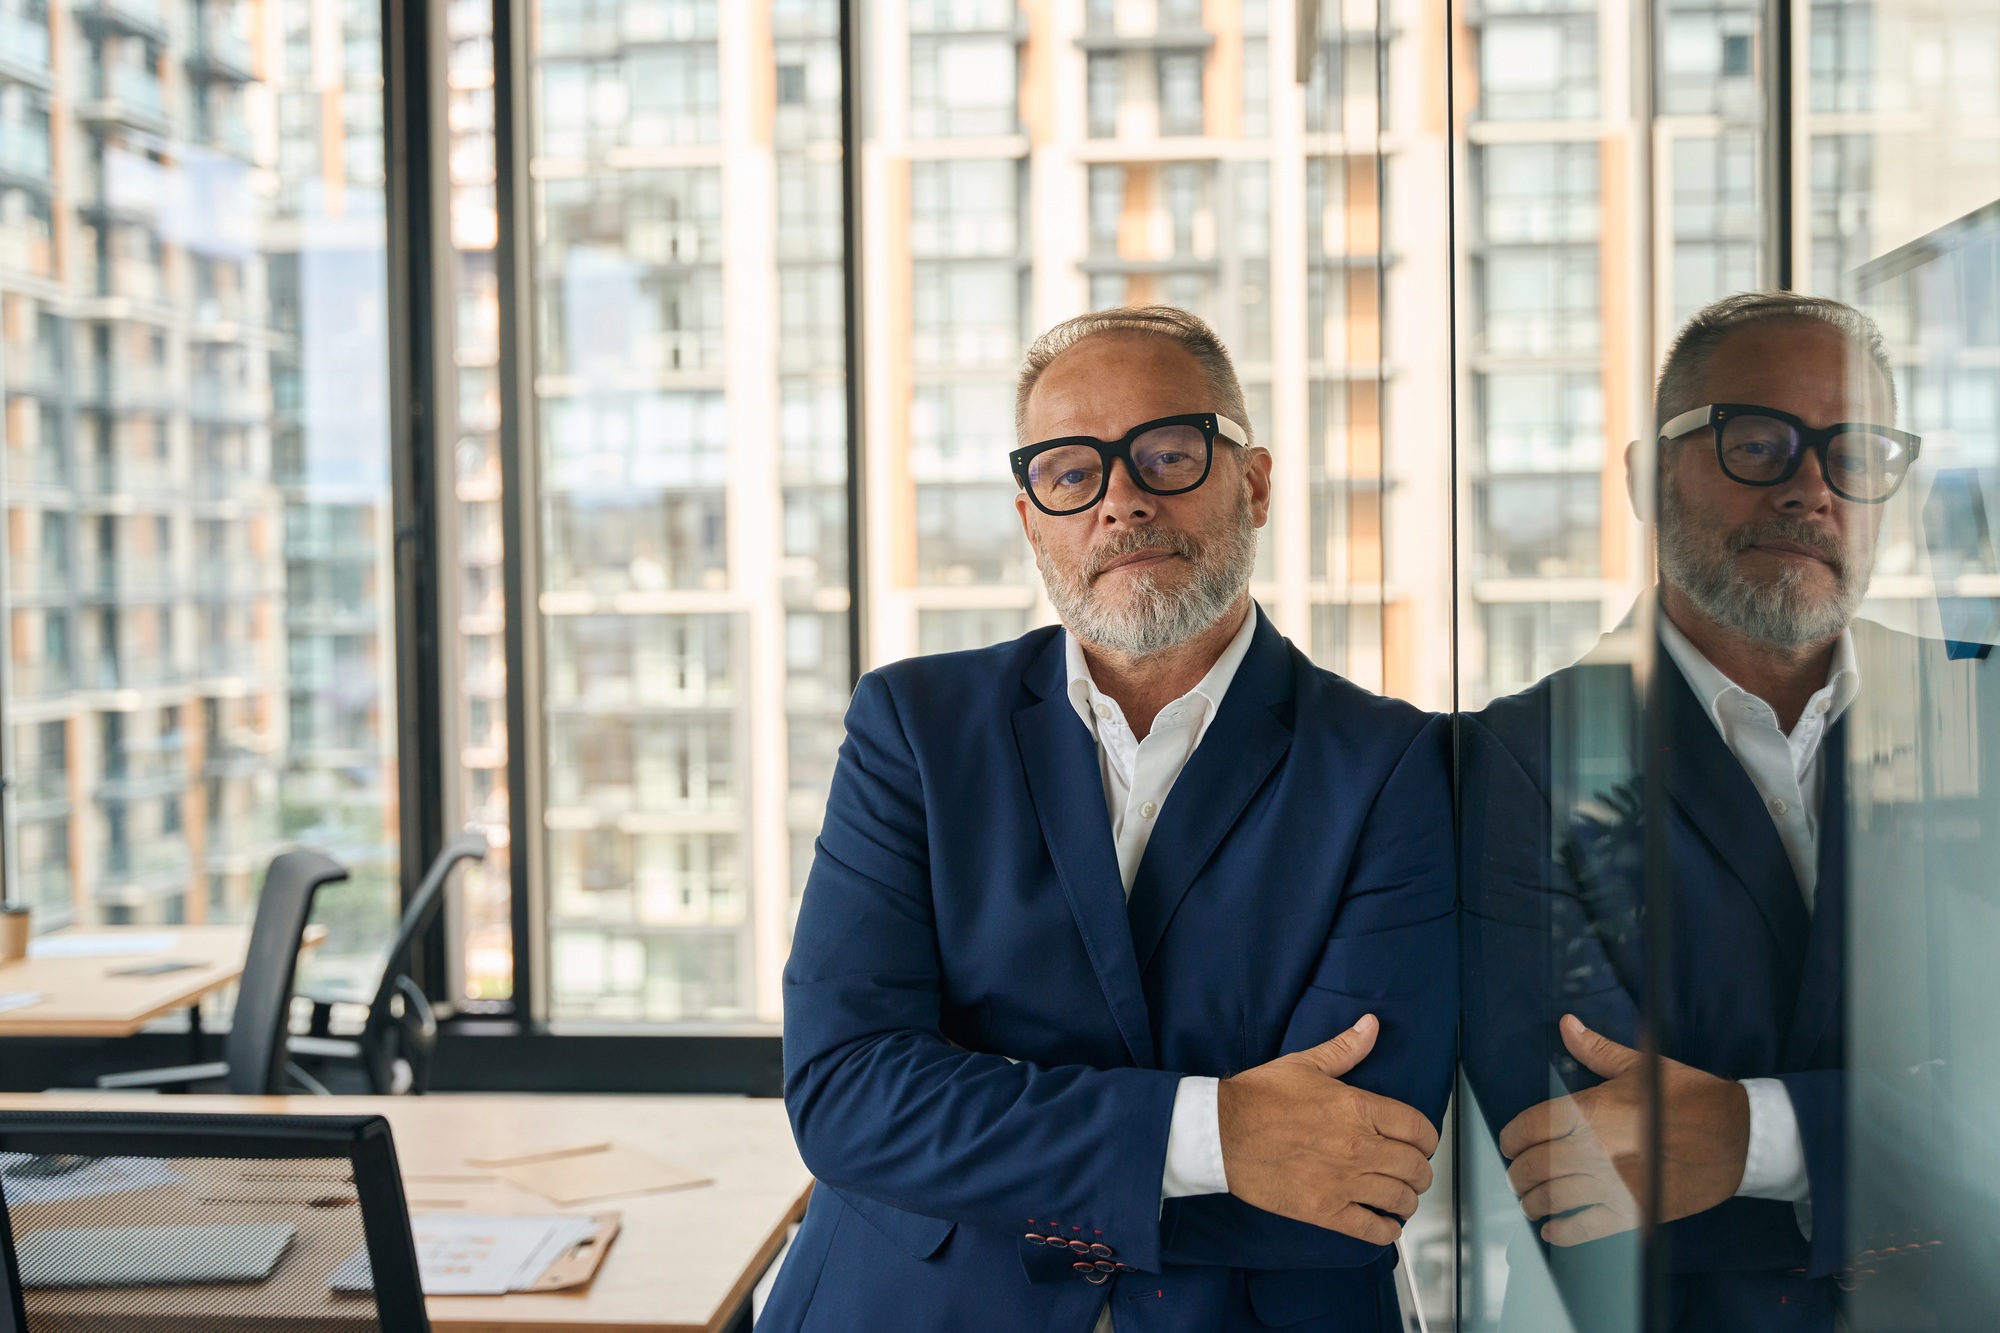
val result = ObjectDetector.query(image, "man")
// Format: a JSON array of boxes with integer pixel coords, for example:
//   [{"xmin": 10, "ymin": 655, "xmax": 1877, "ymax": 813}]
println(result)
[
  {"xmin": 762, "ymin": 307, "xmax": 1456, "ymax": 1332},
  {"xmin": 1460, "ymin": 292, "xmax": 1921, "ymax": 1329}
]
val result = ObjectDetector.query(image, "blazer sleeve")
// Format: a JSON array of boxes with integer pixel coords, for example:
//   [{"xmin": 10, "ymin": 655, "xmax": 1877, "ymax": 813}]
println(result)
[
  {"xmin": 1780, "ymin": 1068, "xmax": 1846, "ymax": 1278},
  {"xmin": 1157, "ymin": 715, "xmax": 1460, "ymax": 1271},
  {"xmin": 783, "ymin": 670, "xmax": 1185, "ymax": 1272}
]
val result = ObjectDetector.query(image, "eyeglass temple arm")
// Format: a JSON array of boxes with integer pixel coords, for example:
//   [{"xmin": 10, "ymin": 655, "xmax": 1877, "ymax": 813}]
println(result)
[
  {"xmin": 1658, "ymin": 406, "xmax": 1714, "ymax": 441},
  {"xmin": 1215, "ymin": 415, "xmax": 1250, "ymax": 446}
]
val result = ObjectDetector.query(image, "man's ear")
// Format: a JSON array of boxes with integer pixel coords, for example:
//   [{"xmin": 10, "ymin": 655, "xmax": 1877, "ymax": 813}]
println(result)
[
  {"xmin": 1015, "ymin": 490, "xmax": 1037, "ymax": 547},
  {"xmin": 1244, "ymin": 446, "xmax": 1274, "ymax": 527}
]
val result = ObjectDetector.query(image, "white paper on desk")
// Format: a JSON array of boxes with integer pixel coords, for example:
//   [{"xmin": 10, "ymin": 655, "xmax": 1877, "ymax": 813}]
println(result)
[
  {"xmin": 328, "ymin": 1213, "xmax": 600, "ymax": 1296},
  {"xmin": 27, "ymin": 932, "xmax": 178, "ymax": 959},
  {"xmin": 0, "ymin": 992, "xmax": 42, "ymax": 1014},
  {"xmin": 0, "ymin": 1155, "xmax": 182, "ymax": 1206}
]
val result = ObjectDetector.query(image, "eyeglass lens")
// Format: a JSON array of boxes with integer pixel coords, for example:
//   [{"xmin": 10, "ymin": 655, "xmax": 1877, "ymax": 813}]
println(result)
[
  {"xmin": 1026, "ymin": 422, "xmax": 1210, "ymax": 513},
  {"xmin": 1718, "ymin": 413, "xmax": 1912, "ymax": 500}
]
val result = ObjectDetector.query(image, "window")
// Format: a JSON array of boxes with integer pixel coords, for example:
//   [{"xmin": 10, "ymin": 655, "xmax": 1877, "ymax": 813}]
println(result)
[
  {"xmin": 1672, "ymin": 133, "xmax": 1761, "ymax": 319},
  {"xmin": 1480, "ymin": 143, "xmax": 1600, "ymax": 244},
  {"xmin": 1481, "ymin": 373, "xmax": 1605, "ymax": 473},
  {"xmin": 1481, "ymin": 246, "xmax": 1602, "ymax": 354},
  {"xmin": 0, "ymin": 0, "xmax": 400, "ymax": 975},
  {"xmin": 1479, "ymin": 17, "xmax": 1598, "ymax": 120},
  {"xmin": 910, "ymin": 35, "xmax": 1018, "ymax": 138},
  {"xmin": 515, "ymin": 0, "xmax": 850, "ymax": 1023},
  {"xmin": 1475, "ymin": 475, "xmax": 1602, "ymax": 578}
]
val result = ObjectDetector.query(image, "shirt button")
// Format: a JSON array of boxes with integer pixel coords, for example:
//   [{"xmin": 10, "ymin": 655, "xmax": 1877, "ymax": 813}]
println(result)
[
  {"xmin": 1770, "ymin": 798, "xmax": 1789, "ymax": 816},
  {"xmin": 1094, "ymin": 702, "xmax": 1112, "ymax": 719},
  {"xmin": 1139, "ymin": 801, "xmax": 1157, "ymax": 820},
  {"xmin": 1816, "ymin": 698, "xmax": 1831, "ymax": 714}
]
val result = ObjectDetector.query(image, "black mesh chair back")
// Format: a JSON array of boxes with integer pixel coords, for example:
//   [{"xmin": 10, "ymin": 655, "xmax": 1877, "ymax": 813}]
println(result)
[
  {"xmin": 0, "ymin": 1110, "xmax": 428, "ymax": 1333},
  {"xmin": 227, "ymin": 851, "xmax": 350, "ymax": 1095},
  {"xmin": 361, "ymin": 833, "xmax": 487, "ymax": 1095}
]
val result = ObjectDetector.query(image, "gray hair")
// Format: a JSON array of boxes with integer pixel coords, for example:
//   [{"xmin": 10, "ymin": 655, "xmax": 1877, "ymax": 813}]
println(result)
[
  {"xmin": 1654, "ymin": 291, "xmax": 1898, "ymax": 434},
  {"xmin": 1015, "ymin": 305, "xmax": 1254, "ymax": 446}
]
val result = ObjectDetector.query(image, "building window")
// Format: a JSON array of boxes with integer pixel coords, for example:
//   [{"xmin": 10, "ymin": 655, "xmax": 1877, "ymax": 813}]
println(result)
[
  {"xmin": 910, "ymin": 34, "xmax": 1018, "ymax": 137},
  {"xmin": 1481, "ymin": 372, "xmax": 1605, "ymax": 473},
  {"xmin": 1481, "ymin": 245, "xmax": 1602, "ymax": 354},
  {"xmin": 1480, "ymin": 16, "xmax": 1598, "ymax": 120},
  {"xmin": 1480, "ymin": 142, "xmax": 1600, "ymax": 244}
]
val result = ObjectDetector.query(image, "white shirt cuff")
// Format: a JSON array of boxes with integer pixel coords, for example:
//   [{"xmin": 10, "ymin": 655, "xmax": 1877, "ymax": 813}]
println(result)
[
  {"xmin": 1161, "ymin": 1075, "xmax": 1228, "ymax": 1199},
  {"xmin": 1735, "ymin": 1077, "xmax": 1811, "ymax": 1203}
]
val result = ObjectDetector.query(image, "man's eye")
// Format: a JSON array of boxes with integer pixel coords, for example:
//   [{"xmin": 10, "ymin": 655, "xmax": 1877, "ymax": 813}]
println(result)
[
  {"xmin": 1056, "ymin": 470, "xmax": 1090, "ymax": 487},
  {"xmin": 1147, "ymin": 452, "xmax": 1189, "ymax": 467}
]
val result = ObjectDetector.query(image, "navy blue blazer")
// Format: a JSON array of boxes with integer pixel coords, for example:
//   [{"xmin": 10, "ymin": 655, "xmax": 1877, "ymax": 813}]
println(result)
[
  {"xmin": 764, "ymin": 609, "xmax": 1458, "ymax": 1332},
  {"xmin": 1460, "ymin": 634, "xmax": 1850, "ymax": 1332}
]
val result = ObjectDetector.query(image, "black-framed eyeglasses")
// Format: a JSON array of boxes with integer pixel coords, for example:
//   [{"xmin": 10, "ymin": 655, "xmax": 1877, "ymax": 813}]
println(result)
[
  {"xmin": 1010, "ymin": 412, "xmax": 1250, "ymax": 517},
  {"xmin": 1660, "ymin": 402, "xmax": 1921, "ymax": 504}
]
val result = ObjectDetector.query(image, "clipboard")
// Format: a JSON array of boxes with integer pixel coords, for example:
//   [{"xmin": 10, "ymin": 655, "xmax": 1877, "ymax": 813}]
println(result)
[{"xmin": 518, "ymin": 1212, "xmax": 621, "ymax": 1292}]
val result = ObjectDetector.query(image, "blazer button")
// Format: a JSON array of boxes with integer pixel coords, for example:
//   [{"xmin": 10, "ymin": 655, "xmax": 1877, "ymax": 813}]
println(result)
[
  {"xmin": 1067, "ymin": 1239, "xmax": 1092, "ymax": 1254},
  {"xmin": 1116, "ymin": 1264, "xmax": 1137, "ymax": 1273},
  {"xmin": 1023, "ymin": 1233, "xmax": 1046, "ymax": 1245},
  {"xmin": 1093, "ymin": 1260, "xmax": 1117, "ymax": 1272},
  {"xmin": 1088, "ymin": 1243, "xmax": 1114, "ymax": 1259}
]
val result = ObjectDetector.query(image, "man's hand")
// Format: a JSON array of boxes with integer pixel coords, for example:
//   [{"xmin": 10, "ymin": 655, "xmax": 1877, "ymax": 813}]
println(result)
[
  {"xmin": 1498, "ymin": 1014, "xmax": 1750, "ymax": 1246},
  {"xmin": 1216, "ymin": 1014, "xmax": 1440, "ymax": 1245}
]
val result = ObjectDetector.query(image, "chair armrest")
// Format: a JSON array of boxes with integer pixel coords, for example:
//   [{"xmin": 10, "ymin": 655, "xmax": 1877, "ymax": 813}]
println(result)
[
  {"xmin": 288, "ymin": 1035, "xmax": 364, "ymax": 1061},
  {"xmin": 96, "ymin": 1061, "xmax": 230, "ymax": 1090}
]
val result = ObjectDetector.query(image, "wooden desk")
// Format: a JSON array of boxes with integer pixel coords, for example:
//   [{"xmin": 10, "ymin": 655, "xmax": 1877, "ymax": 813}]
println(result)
[
  {"xmin": 0, "ymin": 925, "xmax": 324, "ymax": 1038},
  {"xmin": 0, "ymin": 1092, "xmax": 814, "ymax": 1333}
]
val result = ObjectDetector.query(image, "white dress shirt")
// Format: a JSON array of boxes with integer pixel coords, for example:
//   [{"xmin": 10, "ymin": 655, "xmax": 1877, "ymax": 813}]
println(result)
[
  {"xmin": 1067, "ymin": 607, "xmax": 1255, "ymax": 1331},
  {"xmin": 1657, "ymin": 613, "xmax": 1860, "ymax": 1227}
]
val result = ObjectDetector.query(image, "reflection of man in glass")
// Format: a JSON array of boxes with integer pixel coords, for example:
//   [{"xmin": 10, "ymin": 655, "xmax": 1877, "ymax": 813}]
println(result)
[
  {"xmin": 1461, "ymin": 292, "xmax": 1912, "ymax": 1330},
  {"xmin": 766, "ymin": 307, "xmax": 1456, "ymax": 1333}
]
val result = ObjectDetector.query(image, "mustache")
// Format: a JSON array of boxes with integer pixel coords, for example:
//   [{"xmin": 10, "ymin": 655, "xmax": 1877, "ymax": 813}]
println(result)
[
  {"xmin": 1729, "ymin": 517, "xmax": 1845, "ymax": 571},
  {"xmin": 1083, "ymin": 527, "xmax": 1202, "ymax": 581}
]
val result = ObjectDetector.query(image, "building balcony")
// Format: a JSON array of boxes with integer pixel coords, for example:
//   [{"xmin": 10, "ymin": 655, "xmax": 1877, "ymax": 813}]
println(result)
[
  {"xmin": 1079, "ymin": 0, "xmax": 1211, "ymax": 49},
  {"xmin": 192, "ymin": 560, "xmax": 275, "ymax": 600},
  {"xmin": 7, "ymin": 444, "xmax": 71, "ymax": 489},
  {"xmin": 73, "ymin": 0, "xmax": 168, "ymax": 42},
  {"xmin": 190, "ymin": 378, "xmax": 265, "ymax": 423},
  {"xmin": 3, "ymin": 348, "xmax": 63, "ymax": 397},
  {"xmin": 11, "ymin": 658, "xmax": 74, "ymax": 698},
  {"xmin": 90, "ymin": 652, "xmax": 181, "ymax": 690},
  {"xmin": 187, "ymin": 24, "xmax": 256, "ymax": 83},
  {"xmin": 96, "ymin": 759, "xmax": 190, "ymax": 802},
  {"xmin": 83, "ymin": 556, "xmax": 179, "ymax": 601},
  {"xmin": 78, "ymin": 66, "xmax": 170, "ymax": 135},
  {"xmin": 89, "ymin": 454, "xmax": 180, "ymax": 498},
  {"xmin": 12, "ymin": 769, "xmax": 71, "ymax": 814},
  {"xmin": 0, "ymin": 10, "xmax": 52, "ymax": 87},
  {"xmin": 95, "ymin": 838, "xmax": 193, "ymax": 897},
  {"xmin": 7, "ymin": 554, "xmax": 74, "ymax": 602},
  {"xmin": 0, "ymin": 125, "xmax": 53, "ymax": 191}
]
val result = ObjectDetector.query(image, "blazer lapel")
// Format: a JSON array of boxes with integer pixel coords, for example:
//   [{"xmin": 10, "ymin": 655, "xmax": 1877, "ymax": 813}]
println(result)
[
  {"xmin": 1784, "ymin": 719, "xmax": 1847, "ymax": 1069},
  {"xmin": 1126, "ymin": 611, "xmax": 1296, "ymax": 974},
  {"xmin": 1012, "ymin": 635, "xmax": 1157, "ymax": 1068},
  {"xmin": 1659, "ymin": 653, "xmax": 1813, "ymax": 978}
]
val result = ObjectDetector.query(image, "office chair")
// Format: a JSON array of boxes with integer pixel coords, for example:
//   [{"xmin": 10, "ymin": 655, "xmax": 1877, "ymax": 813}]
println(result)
[
  {"xmin": 0, "ymin": 1109, "xmax": 429, "ymax": 1332},
  {"xmin": 98, "ymin": 849, "xmax": 351, "ymax": 1095},
  {"xmin": 291, "ymin": 832, "xmax": 490, "ymax": 1095}
]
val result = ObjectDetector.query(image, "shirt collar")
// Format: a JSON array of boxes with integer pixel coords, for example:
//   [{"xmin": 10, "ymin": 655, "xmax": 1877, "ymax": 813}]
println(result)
[
  {"xmin": 1657, "ymin": 608, "xmax": 1861, "ymax": 735},
  {"xmin": 1065, "ymin": 603, "xmax": 1260, "ymax": 741}
]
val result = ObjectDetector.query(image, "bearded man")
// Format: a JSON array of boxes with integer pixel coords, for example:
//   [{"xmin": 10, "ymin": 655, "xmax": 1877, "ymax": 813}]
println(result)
[
  {"xmin": 762, "ymin": 307, "xmax": 1457, "ymax": 1333},
  {"xmin": 1460, "ymin": 292, "xmax": 1915, "ymax": 1331}
]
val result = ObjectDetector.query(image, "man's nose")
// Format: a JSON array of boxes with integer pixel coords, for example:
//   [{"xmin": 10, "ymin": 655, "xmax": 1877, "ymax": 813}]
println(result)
[
  {"xmin": 1097, "ymin": 456, "xmax": 1154, "ymax": 524},
  {"xmin": 1773, "ymin": 444, "xmax": 1836, "ymax": 512}
]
